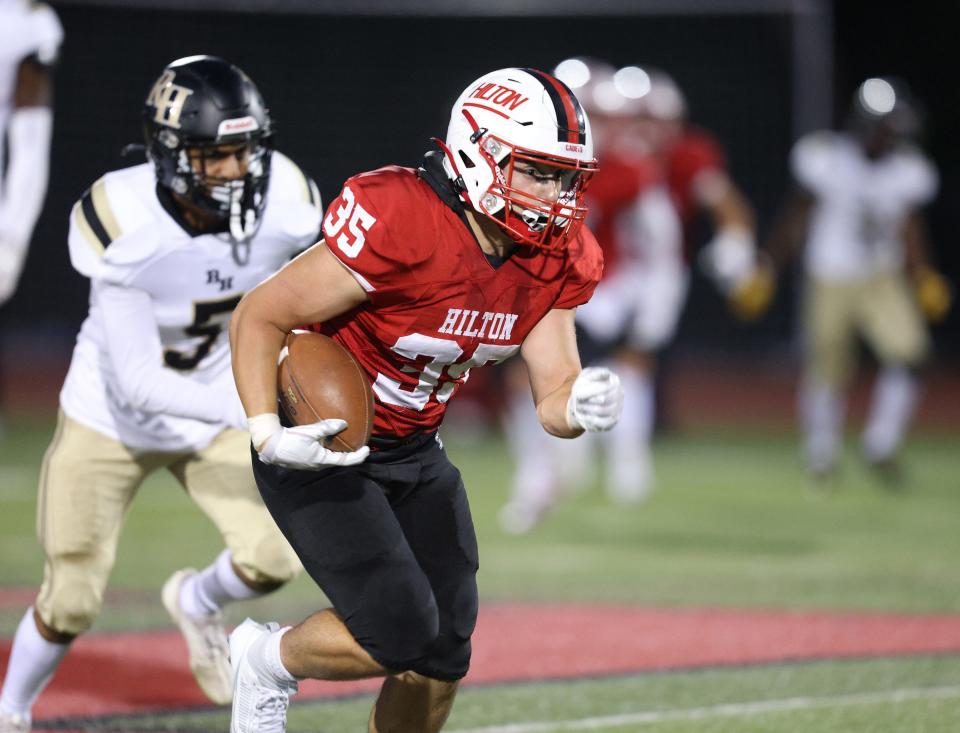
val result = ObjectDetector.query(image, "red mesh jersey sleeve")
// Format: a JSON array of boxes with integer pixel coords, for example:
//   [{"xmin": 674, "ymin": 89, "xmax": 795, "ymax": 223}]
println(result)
[
  {"xmin": 554, "ymin": 226, "xmax": 604, "ymax": 310},
  {"xmin": 322, "ymin": 166, "xmax": 437, "ymax": 305},
  {"xmin": 671, "ymin": 128, "xmax": 726, "ymax": 182}
]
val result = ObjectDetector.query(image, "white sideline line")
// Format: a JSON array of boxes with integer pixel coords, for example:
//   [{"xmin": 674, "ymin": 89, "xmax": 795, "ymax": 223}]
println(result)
[{"xmin": 448, "ymin": 685, "xmax": 960, "ymax": 733}]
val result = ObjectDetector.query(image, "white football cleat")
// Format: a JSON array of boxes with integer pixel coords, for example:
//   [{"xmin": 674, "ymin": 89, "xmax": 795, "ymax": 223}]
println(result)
[
  {"xmin": 230, "ymin": 618, "xmax": 297, "ymax": 733},
  {"xmin": 162, "ymin": 568, "xmax": 233, "ymax": 705},
  {"xmin": 0, "ymin": 711, "xmax": 30, "ymax": 733}
]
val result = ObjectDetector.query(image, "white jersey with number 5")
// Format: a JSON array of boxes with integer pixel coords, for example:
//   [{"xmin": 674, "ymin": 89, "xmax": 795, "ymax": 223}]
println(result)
[{"xmin": 60, "ymin": 153, "xmax": 322, "ymax": 451}]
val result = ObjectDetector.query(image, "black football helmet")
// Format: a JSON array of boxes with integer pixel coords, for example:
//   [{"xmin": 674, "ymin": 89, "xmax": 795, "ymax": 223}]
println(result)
[
  {"xmin": 848, "ymin": 76, "xmax": 922, "ymax": 156},
  {"xmin": 143, "ymin": 55, "xmax": 273, "ymax": 245}
]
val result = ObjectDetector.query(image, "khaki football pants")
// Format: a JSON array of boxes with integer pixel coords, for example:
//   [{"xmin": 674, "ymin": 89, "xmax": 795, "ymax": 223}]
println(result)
[
  {"xmin": 34, "ymin": 411, "xmax": 300, "ymax": 635},
  {"xmin": 803, "ymin": 271, "xmax": 930, "ymax": 388}
]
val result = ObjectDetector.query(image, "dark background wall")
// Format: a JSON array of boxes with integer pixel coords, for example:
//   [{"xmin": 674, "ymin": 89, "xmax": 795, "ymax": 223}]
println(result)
[{"xmin": 3, "ymin": 1, "xmax": 957, "ymax": 362}]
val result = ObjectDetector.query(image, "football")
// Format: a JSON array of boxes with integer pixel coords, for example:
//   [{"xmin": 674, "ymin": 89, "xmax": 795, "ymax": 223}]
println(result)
[{"xmin": 277, "ymin": 331, "xmax": 375, "ymax": 452}]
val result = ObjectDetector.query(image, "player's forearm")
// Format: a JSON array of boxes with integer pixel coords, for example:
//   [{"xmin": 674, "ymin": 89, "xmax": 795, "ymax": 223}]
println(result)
[
  {"xmin": 98, "ymin": 283, "xmax": 238, "ymax": 423},
  {"xmin": 0, "ymin": 107, "xmax": 52, "ymax": 244},
  {"xmin": 901, "ymin": 211, "xmax": 933, "ymax": 274},
  {"xmin": 708, "ymin": 185, "xmax": 756, "ymax": 235},
  {"xmin": 119, "ymin": 368, "xmax": 237, "ymax": 423},
  {"xmin": 229, "ymin": 288, "xmax": 289, "ymax": 418},
  {"xmin": 536, "ymin": 376, "xmax": 582, "ymax": 439},
  {"xmin": 763, "ymin": 191, "xmax": 813, "ymax": 275}
]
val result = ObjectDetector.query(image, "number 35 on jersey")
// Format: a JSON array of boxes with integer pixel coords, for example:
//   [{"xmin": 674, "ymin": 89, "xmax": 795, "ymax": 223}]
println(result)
[{"xmin": 323, "ymin": 185, "xmax": 376, "ymax": 258}]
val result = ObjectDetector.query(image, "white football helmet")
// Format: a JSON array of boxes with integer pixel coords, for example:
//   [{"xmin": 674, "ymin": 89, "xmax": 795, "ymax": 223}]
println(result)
[
  {"xmin": 623, "ymin": 66, "xmax": 687, "ymax": 121},
  {"xmin": 555, "ymin": 57, "xmax": 637, "ymax": 117},
  {"xmin": 439, "ymin": 67, "xmax": 598, "ymax": 253}
]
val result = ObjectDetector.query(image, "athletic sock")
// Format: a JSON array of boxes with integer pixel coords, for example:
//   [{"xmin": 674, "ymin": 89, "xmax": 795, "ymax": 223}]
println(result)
[
  {"xmin": 0, "ymin": 608, "xmax": 70, "ymax": 716},
  {"xmin": 250, "ymin": 626, "xmax": 297, "ymax": 686},
  {"xmin": 604, "ymin": 363, "xmax": 654, "ymax": 503},
  {"xmin": 862, "ymin": 367, "xmax": 919, "ymax": 462},
  {"xmin": 503, "ymin": 392, "xmax": 559, "ymax": 511},
  {"xmin": 180, "ymin": 549, "xmax": 260, "ymax": 617},
  {"xmin": 799, "ymin": 379, "xmax": 844, "ymax": 472}
]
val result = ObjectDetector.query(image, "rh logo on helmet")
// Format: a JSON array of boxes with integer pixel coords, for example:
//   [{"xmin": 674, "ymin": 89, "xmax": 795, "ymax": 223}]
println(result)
[{"xmin": 146, "ymin": 70, "xmax": 194, "ymax": 129}]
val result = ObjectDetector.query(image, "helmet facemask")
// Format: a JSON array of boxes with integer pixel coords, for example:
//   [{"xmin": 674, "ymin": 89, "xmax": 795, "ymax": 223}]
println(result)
[
  {"xmin": 476, "ymin": 134, "xmax": 595, "ymax": 253},
  {"xmin": 177, "ymin": 138, "xmax": 272, "ymax": 244}
]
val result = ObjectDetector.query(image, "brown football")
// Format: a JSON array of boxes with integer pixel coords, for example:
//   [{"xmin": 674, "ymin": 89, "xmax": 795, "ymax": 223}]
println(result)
[{"xmin": 277, "ymin": 331, "xmax": 374, "ymax": 452}]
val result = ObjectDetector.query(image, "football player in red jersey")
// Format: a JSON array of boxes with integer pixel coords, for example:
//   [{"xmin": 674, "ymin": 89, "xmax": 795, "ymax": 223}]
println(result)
[
  {"xmin": 500, "ymin": 58, "xmax": 683, "ymax": 533},
  {"xmin": 226, "ymin": 68, "xmax": 624, "ymax": 733},
  {"xmin": 620, "ymin": 66, "xmax": 771, "ymax": 316}
]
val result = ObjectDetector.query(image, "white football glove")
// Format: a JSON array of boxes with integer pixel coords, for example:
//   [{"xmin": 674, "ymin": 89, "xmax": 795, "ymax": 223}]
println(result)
[
  {"xmin": 248, "ymin": 413, "xmax": 369, "ymax": 470},
  {"xmin": 698, "ymin": 226, "xmax": 755, "ymax": 294},
  {"xmin": 566, "ymin": 367, "xmax": 624, "ymax": 433}
]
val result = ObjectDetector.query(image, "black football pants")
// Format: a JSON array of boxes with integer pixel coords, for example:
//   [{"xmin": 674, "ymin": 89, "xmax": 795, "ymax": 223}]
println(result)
[{"xmin": 252, "ymin": 432, "xmax": 479, "ymax": 681}]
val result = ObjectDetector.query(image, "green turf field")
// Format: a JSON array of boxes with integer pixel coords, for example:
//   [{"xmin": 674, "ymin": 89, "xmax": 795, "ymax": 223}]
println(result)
[
  {"xmin": 97, "ymin": 656, "xmax": 960, "ymax": 733},
  {"xmin": 2, "ymin": 415, "xmax": 959, "ymax": 731}
]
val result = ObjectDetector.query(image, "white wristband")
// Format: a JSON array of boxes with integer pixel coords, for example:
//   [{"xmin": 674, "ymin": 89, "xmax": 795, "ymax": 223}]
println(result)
[{"xmin": 248, "ymin": 413, "xmax": 281, "ymax": 451}]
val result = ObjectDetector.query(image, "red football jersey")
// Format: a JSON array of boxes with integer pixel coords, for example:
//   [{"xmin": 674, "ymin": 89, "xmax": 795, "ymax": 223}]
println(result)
[
  {"xmin": 666, "ymin": 126, "xmax": 726, "ymax": 228},
  {"xmin": 585, "ymin": 151, "xmax": 659, "ymax": 276},
  {"xmin": 319, "ymin": 163, "xmax": 603, "ymax": 438}
]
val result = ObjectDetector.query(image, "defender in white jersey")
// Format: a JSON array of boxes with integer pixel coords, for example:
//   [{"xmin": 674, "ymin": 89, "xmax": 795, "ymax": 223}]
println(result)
[
  {"xmin": 0, "ymin": 0, "xmax": 60, "ymax": 306},
  {"xmin": 762, "ymin": 77, "xmax": 950, "ymax": 485},
  {"xmin": 0, "ymin": 56, "xmax": 319, "ymax": 730}
]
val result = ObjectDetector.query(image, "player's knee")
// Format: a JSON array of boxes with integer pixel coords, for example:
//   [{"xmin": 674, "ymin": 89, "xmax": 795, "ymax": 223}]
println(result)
[
  {"xmin": 880, "ymin": 340, "xmax": 929, "ymax": 371},
  {"xmin": 42, "ymin": 578, "xmax": 102, "ymax": 635},
  {"xmin": 362, "ymin": 571, "xmax": 440, "ymax": 669},
  {"xmin": 414, "ymin": 633, "xmax": 472, "ymax": 681},
  {"xmin": 414, "ymin": 579, "xmax": 478, "ymax": 680},
  {"xmin": 234, "ymin": 533, "xmax": 301, "ymax": 587}
]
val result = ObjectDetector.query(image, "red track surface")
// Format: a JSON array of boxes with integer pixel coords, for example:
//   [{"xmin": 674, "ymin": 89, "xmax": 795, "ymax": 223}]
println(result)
[{"xmin": 3, "ymin": 603, "xmax": 960, "ymax": 721}]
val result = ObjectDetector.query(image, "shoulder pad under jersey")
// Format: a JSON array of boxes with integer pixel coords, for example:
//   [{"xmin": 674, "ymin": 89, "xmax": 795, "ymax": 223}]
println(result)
[
  {"xmin": 321, "ymin": 166, "xmax": 437, "ymax": 294},
  {"xmin": 68, "ymin": 169, "xmax": 165, "ymax": 283},
  {"xmin": 264, "ymin": 151, "xmax": 323, "ymax": 242},
  {"xmin": 790, "ymin": 130, "xmax": 838, "ymax": 192}
]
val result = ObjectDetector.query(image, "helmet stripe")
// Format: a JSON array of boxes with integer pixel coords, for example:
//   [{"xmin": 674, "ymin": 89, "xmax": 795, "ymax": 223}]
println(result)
[{"xmin": 521, "ymin": 68, "xmax": 586, "ymax": 145}]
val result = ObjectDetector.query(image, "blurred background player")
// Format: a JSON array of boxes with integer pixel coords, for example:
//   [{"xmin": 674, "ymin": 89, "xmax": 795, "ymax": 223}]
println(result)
[
  {"xmin": 0, "ymin": 55, "xmax": 320, "ymax": 731},
  {"xmin": 758, "ymin": 77, "xmax": 949, "ymax": 485},
  {"xmin": 0, "ymin": 0, "xmax": 62, "ymax": 435},
  {"xmin": 0, "ymin": 0, "xmax": 59, "ymax": 304},
  {"xmin": 499, "ymin": 58, "xmax": 683, "ymax": 533},
  {"xmin": 620, "ymin": 65, "xmax": 770, "ymax": 317},
  {"xmin": 620, "ymin": 65, "xmax": 774, "ymax": 443}
]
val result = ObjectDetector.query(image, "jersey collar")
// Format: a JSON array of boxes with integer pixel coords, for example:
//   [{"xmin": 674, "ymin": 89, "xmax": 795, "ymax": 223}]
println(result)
[{"xmin": 417, "ymin": 149, "xmax": 514, "ymax": 270}]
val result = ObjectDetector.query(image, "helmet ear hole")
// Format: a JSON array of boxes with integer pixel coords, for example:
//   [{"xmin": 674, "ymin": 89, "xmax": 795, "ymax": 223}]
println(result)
[{"xmin": 458, "ymin": 151, "xmax": 476, "ymax": 169}]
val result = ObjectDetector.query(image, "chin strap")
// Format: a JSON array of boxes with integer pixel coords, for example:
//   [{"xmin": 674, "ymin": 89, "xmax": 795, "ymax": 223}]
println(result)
[
  {"xmin": 227, "ymin": 180, "xmax": 259, "ymax": 263},
  {"xmin": 229, "ymin": 195, "xmax": 257, "ymax": 241},
  {"xmin": 432, "ymin": 137, "xmax": 469, "ymax": 200}
]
